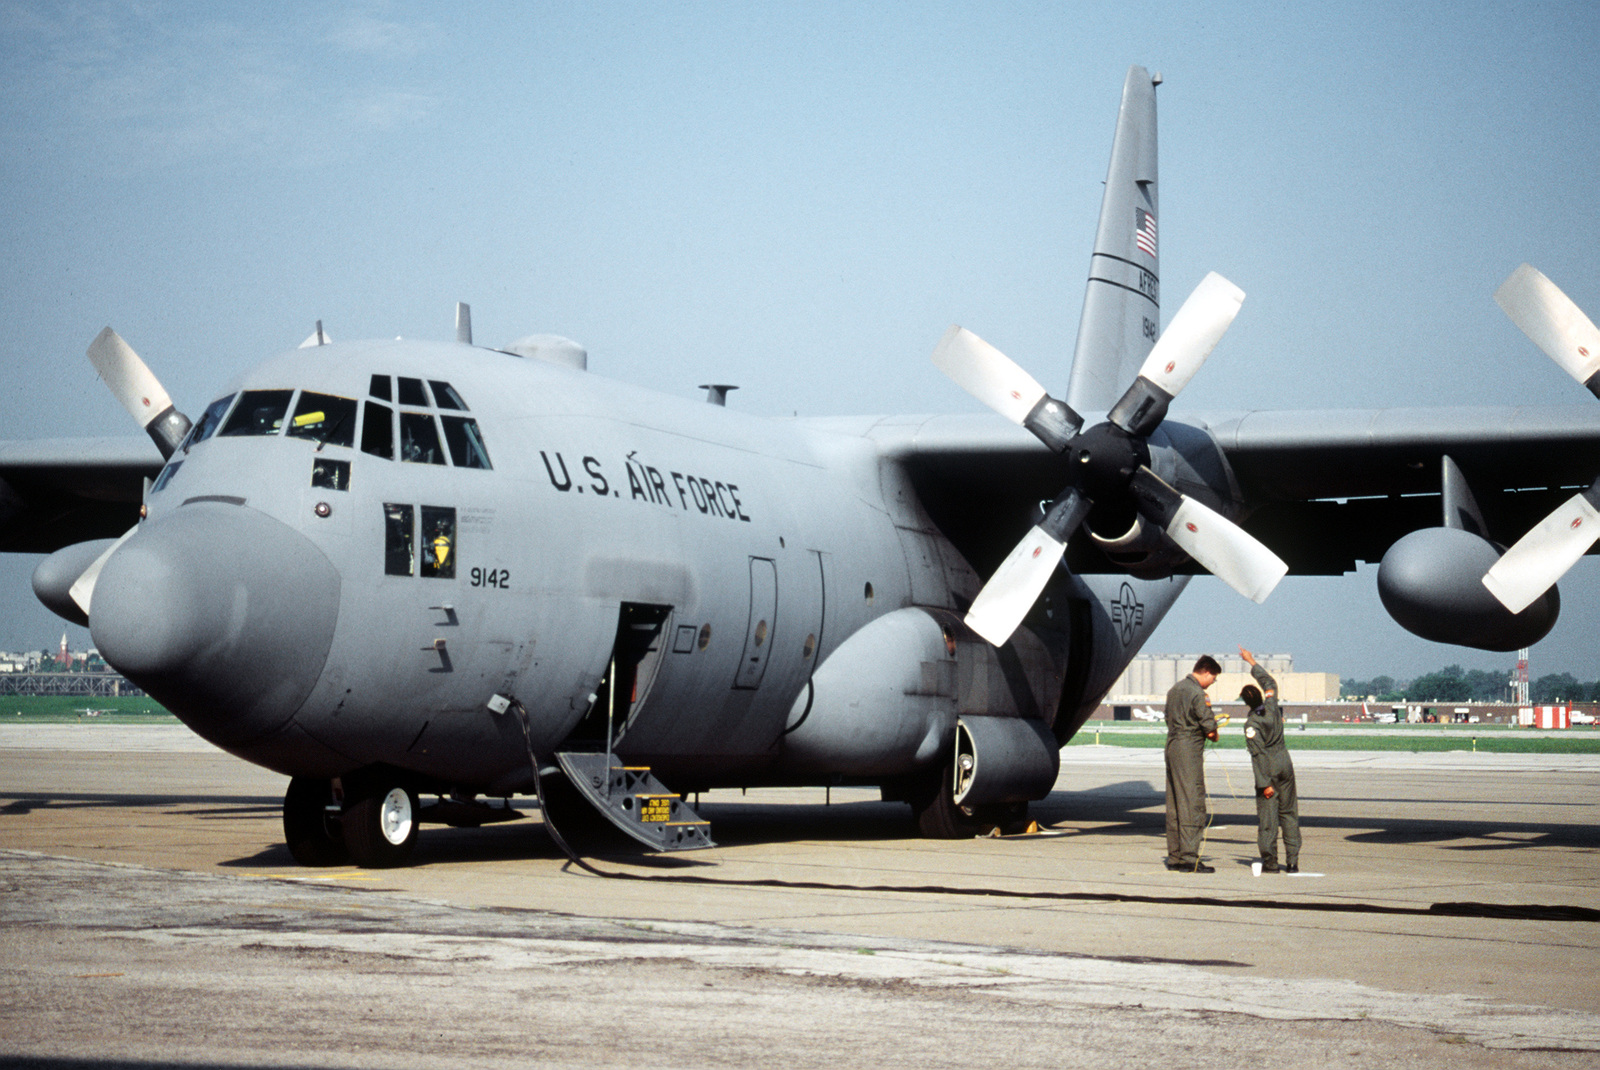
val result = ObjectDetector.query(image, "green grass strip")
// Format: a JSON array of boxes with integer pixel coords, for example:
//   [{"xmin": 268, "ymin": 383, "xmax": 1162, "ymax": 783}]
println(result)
[{"xmin": 1066, "ymin": 729, "xmax": 1600, "ymax": 754}]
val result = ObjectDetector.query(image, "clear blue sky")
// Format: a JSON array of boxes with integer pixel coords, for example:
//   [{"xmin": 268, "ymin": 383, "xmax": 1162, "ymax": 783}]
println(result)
[{"xmin": 2, "ymin": 2, "xmax": 1597, "ymax": 681}]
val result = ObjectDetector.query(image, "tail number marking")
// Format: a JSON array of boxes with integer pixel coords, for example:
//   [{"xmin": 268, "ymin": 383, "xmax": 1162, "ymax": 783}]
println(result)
[{"xmin": 470, "ymin": 567, "xmax": 510, "ymax": 589}]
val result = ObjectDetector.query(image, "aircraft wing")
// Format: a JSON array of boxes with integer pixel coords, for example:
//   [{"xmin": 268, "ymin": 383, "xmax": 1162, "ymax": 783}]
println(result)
[
  {"xmin": 0, "ymin": 437, "xmax": 162, "ymax": 552},
  {"xmin": 853, "ymin": 406, "xmax": 1600, "ymax": 577}
]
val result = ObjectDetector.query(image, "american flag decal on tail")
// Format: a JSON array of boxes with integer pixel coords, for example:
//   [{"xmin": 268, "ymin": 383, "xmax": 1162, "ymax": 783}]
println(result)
[{"xmin": 1135, "ymin": 207, "xmax": 1157, "ymax": 258}]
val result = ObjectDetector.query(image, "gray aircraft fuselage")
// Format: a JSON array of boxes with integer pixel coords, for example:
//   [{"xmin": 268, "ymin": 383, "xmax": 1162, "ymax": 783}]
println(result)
[{"xmin": 88, "ymin": 338, "xmax": 1184, "ymax": 801}]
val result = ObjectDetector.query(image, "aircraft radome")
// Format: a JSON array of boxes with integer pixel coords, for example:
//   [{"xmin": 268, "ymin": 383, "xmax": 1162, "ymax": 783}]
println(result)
[{"xmin": 3, "ymin": 66, "xmax": 1597, "ymax": 868}]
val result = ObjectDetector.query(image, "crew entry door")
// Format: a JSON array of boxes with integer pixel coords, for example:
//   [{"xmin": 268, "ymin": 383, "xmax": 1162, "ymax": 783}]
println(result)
[{"xmin": 735, "ymin": 557, "xmax": 777, "ymax": 689}]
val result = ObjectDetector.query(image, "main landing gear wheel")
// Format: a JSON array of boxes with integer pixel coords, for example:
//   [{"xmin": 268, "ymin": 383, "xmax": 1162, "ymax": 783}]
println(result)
[
  {"xmin": 282, "ymin": 776, "xmax": 348, "ymax": 866},
  {"xmin": 342, "ymin": 783, "xmax": 421, "ymax": 868},
  {"xmin": 910, "ymin": 758, "xmax": 1019, "ymax": 839}
]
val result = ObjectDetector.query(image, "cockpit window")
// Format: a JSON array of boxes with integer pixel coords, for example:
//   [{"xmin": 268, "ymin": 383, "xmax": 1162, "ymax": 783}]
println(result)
[
  {"xmin": 440, "ymin": 416, "xmax": 492, "ymax": 469},
  {"xmin": 430, "ymin": 381, "xmax": 468, "ymax": 411},
  {"xmin": 286, "ymin": 392, "xmax": 357, "ymax": 448},
  {"xmin": 185, "ymin": 394, "xmax": 237, "ymax": 448},
  {"xmin": 218, "ymin": 390, "xmax": 294, "ymax": 437},
  {"xmin": 369, "ymin": 374, "xmax": 392, "ymax": 401},
  {"xmin": 397, "ymin": 377, "xmax": 430, "ymax": 407},
  {"xmin": 399, "ymin": 411, "xmax": 446, "ymax": 465},
  {"xmin": 361, "ymin": 401, "xmax": 393, "ymax": 460},
  {"xmin": 151, "ymin": 459, "xmax": 183, "ymax": 493}
]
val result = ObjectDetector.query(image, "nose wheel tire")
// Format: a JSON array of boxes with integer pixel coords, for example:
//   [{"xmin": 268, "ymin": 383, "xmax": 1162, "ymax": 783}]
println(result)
[
  {"xmin": 282, "ymin": 777, "xmax": 349, "ymax": 866},
  {"xmin": 343, "ymin": 784, "xmax": 420, "ymax": 867}
]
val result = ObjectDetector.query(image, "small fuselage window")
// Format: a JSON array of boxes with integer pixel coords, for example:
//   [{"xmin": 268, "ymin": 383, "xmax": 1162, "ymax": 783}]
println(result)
[
  {"xmin": 312, "ymin": 458, "xmax": 350, "ymax": 491},
  {"xmin": 218, "ymin": 390, "xmax": 294, "ymax": 437},
  {"xmin": 286, "ymin": 392, "xmax": 358, "ymax": 448}
]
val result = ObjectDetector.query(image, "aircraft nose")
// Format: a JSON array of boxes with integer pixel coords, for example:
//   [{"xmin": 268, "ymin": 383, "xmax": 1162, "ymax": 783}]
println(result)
[{"xmin": 90, "ymin": 502, "xmax": 341, "ymax": 748}]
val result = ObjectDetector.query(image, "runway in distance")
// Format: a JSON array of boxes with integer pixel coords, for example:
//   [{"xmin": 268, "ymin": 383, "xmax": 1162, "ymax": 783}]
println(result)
[{"xmin": 2, "ymin": 66, "xmax": 1597, "ymax": 867}]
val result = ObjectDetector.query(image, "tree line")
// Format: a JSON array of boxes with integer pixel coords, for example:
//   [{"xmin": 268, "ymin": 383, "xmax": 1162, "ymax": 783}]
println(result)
[{"xmin": 1341, "ymin": 665, "xmax": 1600, "ymax": 703}]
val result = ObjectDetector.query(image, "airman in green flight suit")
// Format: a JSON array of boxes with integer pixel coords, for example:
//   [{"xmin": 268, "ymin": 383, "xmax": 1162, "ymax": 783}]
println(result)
[
  {"xmin": 1164, "ymin": 654, "xmax": 1220, "ymax": 873},
  {"xmin": 1239, "ymin": 646, "xmax": 1301, "ymax": 874}
]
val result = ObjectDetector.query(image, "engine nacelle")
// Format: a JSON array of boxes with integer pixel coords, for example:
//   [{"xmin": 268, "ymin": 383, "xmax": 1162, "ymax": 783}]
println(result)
[
  {"xmin": 952, "ymin": 714, "xmax": 1060, "ymax": 806},
  {"xmin": 33, "ymin": 538, "xmax": 116, "ymax": 627},
  {"xmin": 1377, "ymin": 527, "xmax": 1559, "ymax": 651}
]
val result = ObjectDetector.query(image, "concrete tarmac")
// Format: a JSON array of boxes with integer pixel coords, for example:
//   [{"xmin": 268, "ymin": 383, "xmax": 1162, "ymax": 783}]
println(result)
[{"xmin": 2, "ymin": 725, "xmax": 1597, "ymax": 1068}]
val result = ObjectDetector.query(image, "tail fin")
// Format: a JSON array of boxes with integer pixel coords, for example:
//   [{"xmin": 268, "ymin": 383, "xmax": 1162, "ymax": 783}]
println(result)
[{"xmin": 1065, "ymin": 66, "xmax": 1161, "ymax": 411}]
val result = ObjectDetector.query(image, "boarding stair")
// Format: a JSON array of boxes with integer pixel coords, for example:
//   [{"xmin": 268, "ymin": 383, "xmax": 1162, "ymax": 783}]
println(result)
[{"xmin": 555, "ymin": 751, "xmax": 715, "ymax": 851}]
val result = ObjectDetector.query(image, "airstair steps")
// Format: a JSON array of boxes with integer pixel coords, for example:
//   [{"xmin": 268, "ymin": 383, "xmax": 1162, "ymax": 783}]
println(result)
[{"xmin": 555, "ymin": 751, "xmax": 715, "ymax": 851}]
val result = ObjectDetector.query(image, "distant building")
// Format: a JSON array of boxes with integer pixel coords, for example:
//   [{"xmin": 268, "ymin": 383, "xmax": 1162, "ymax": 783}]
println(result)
[
  {"xmin": 1107, "ymin": 653, "xmax": 1341, "ymax": 704},
  {"xmin": 0, "ymin": 650, "xmax": 40, "ymax": 674}
]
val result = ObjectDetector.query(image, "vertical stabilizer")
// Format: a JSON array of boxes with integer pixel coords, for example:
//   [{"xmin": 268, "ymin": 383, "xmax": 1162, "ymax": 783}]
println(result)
[{"xmin": 1065, "ymin": 66, "xmax": 1161, "ymax": 411}]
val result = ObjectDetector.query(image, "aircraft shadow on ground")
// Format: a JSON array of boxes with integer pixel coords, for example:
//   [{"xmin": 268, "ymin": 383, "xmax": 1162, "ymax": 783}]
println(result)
[{"xmin": 0, "ymin": 792, "xmax": 284, "ymax": 816}]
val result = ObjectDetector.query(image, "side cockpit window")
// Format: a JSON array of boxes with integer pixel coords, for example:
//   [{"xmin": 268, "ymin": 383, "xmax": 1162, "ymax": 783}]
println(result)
[
  {"xmin": 384, "ymin": 503, "xmax": 415, "ymax": 576},
  {"xmin": 286, "ymin": 392, "xmax": 357, "ymax": 448},
  {"xmin": 219, "ymin": 390, "xmax": 294, "ymax": 437}
]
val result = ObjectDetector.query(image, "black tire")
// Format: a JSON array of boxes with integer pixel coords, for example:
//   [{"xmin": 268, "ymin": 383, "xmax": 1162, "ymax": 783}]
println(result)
[
  {"xmin": 909, "ymin": 759, "xmax": 1011, "ymax": 839},
  {"xmin": 343, "ymin": 783, "xmax": 421, "ymax": 868},
  {"xmin": 282, "ymin": 776, "xmax": 348, "ymax": 866}
]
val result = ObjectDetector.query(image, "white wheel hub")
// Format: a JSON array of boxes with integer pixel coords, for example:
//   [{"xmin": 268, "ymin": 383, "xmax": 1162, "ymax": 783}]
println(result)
[{"xmin": 378, "ymin": 787, "xmax": 413, "ymax": 845}]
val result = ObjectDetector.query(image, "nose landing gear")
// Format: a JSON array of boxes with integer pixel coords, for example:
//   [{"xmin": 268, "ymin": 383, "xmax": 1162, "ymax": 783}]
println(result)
[{"xmin": 281, "ymin": 774, "xmax": 420, "ymax": 868}]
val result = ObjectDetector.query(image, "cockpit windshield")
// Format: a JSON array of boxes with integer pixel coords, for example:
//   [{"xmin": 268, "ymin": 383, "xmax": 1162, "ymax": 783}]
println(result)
[{"xmin": 286, "ymin": 392, "xmax": 357, "ymax": 448}]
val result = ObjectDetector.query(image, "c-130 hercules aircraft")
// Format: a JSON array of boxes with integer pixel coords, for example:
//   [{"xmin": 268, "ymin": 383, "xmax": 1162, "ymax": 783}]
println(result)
[{"xmin": 4, "ymin": 67, "xmax": 1598, "ymax": 868}]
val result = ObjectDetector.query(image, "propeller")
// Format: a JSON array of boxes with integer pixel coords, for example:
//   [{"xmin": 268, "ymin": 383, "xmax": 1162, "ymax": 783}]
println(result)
[
  {"xmin": 71, "ymin": 329, "xmax": 190, "ymax": 620},
  {"xmin": 1481, "ymin": 265, "xmax": 1600, "ymax": 614},
  {"xmin": 936, "ymin": 271, "xmax": 1286, "ymax": 645},
  {"xmin": 87, "ymin": 328, "xmax": 192, "ymax": 458}
]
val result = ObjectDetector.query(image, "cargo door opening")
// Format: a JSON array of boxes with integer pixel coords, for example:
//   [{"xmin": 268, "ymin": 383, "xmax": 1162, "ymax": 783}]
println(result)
[{"xmin": 562, "ymin": 602, "xmax": 673, "ymax": 751}]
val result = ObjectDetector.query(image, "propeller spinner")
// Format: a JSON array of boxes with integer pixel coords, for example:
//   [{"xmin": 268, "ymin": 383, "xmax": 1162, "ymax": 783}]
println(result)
[
  {"xmin": 1481, "ymin": 265, "xmax": 1600, "ymax": 614},
  {"xmin": 934, "ymin": 271, "xmax": 1286, "ymax": 645}
]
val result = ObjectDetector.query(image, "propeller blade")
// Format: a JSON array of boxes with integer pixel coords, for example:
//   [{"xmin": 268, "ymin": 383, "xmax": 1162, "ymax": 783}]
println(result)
[
  {"xmin": 932, "ymin": 326, "xmax": 1082, "ymax": 450},
  {"xmin": 1482, "ymin": 482, "xmax": 1600, "ymax": 614},
  {"xmin": 1137, "ymin": 271, "xmax": 1246, "ymax": 398},
  {"xmin": 1108, "ymin": 272, "xmax": 1245, "ymax": 436},
  {"xmin": 1128, "ymin": 467, "xmax": 1287, "ymax": 603},
  {"xmin": 1494, "ymin": 264, "xmax": 1600, "ymax": 399},
  {"xmin": 87, "ymin": 328, "xmax": 191, "ymax": 457},
  {"xmin": 1165, "ymin": 497, "xmax": 1288, "ymax": 603},
  {"xmin": 965, "ymin": 491, "xmax": 1092, "ymax": 645},
  {"xmin": 67, "ymin": 526, "xmax": 137, "ymax": 618}
]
